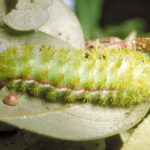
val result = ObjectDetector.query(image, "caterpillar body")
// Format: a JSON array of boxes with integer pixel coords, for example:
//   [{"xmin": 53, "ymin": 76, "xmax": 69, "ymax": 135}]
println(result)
[{"xmin": 0, "ymin": 44, "xmax": 150, "ymax": 107}]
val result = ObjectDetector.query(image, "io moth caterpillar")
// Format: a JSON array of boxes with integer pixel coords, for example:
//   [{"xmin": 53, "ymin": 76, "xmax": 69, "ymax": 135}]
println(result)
[{"xmin": 0, "ymin": 43, "xmax": 150, "ymax": 107}]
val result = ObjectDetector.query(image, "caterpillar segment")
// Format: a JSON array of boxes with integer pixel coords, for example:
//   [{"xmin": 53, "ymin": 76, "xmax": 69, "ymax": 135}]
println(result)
[{"xmin": 0, "ymin": 43, "xmax": 150, "ymax": 107}]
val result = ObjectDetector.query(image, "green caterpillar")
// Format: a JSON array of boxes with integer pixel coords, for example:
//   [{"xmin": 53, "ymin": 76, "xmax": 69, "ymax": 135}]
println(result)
[{"xmin": 0, "ymin": 44, "xmax": 150, "ymax": 107}]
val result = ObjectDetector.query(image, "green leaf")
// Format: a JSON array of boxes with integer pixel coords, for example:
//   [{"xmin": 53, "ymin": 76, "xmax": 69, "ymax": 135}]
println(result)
[
  {"xmin": 39, "ymin": 0, "xmax": 85, "ymax": 49},
  {"xmin": 76, "ymin": 0, "xmax": 104, "ymax": 38},
  {"xmin": 103, "ymin": 19, "xmax": 145, "ymax": 39},
  {"xmin": 0, "ymin": 87, "xmax": 149, "ymax": 141}
]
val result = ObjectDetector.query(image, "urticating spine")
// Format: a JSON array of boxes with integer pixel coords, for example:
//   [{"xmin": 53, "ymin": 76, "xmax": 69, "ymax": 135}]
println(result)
[{"xmin": 0, "ymin": 44, "xmax": 150, "ymax": 107}]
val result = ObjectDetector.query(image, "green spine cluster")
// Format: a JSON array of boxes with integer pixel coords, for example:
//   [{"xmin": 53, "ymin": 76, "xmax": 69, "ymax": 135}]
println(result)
[{"xmin": 0, "ymin": 44, "xmax": 150, "ymax": 107}]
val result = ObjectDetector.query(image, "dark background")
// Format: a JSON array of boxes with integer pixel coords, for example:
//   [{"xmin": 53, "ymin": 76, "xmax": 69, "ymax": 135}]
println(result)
[
  {"xmin": 76, "ymin": 0, "xmax": 150, "ymax": 38},
  {"xmin": 101, "ymin": 0, "xmax": 150, "ymax": 31}
]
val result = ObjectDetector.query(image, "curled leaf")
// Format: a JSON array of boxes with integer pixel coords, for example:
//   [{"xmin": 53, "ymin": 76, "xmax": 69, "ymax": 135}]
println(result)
[
  {"xmin": 39, "ymin": 0, "xmax": 85, "ymax": 49},
  {"xmin": 3, "ymin": 0, "xmax": 52, "ymax": 31}
]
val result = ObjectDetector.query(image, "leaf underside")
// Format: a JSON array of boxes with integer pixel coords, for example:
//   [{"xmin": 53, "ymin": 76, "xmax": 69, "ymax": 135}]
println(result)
[{"xmin": 0, "ymin": 87, "xmax": 149, "ymax": 140}]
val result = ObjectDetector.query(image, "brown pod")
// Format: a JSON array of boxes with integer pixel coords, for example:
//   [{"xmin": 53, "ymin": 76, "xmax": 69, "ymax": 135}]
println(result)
[
  {"xmin": 134, "ymin": 38, "xmax": 150, "ymax": 53},
  {"xmin": 3, "ymin": 93, "xmax": 19, "ymax": 106},
  {"xmin": 85, "ymin": 37, "xmax": 122, "ymax": 49},
  {"xmin": 86, "ymin": 37, "xmax": 150, "ymax": 53}
]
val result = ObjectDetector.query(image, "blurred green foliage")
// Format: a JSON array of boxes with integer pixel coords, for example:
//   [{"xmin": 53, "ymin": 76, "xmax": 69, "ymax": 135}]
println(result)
[
  {"xmin": 76, "ymin": 0, "xmax": 104, "ymax": 39},
  {"xmin": 75, "ymin": 0, "xmax": 150, "ymax": 39}
]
